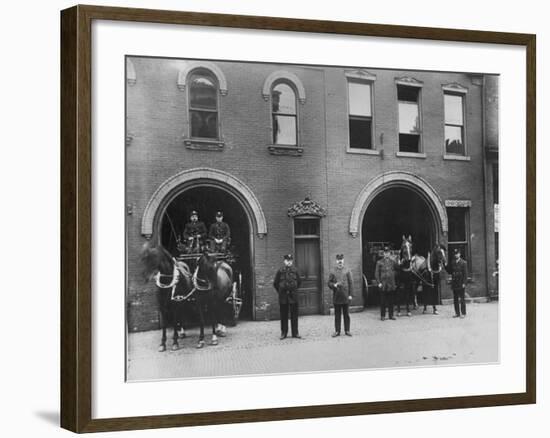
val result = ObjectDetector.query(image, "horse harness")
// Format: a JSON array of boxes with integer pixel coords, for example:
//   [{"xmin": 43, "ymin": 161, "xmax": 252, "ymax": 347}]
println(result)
[{"xmin": 154, "ymin": 258, "xmax": 198, "ymax": 302}]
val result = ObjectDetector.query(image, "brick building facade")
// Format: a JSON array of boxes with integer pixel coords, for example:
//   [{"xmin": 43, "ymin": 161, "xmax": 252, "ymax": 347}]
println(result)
[{"xmin": 126, "ymin": 57, "xmax": 499, "ymax": 332}]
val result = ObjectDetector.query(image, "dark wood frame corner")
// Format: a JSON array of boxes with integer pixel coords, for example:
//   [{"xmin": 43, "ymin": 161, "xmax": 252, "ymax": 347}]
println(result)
[{"xmin": 60, "ymin": 4, "xmax": 536, "ymax": 433}]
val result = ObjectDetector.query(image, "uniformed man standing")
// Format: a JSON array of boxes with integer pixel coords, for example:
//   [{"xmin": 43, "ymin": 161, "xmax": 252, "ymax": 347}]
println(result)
[
  {"xmin": 208, "ymin": 211, "xmax": 231, "ymax": 253},
  {"xmin": 182, "ymin": 210, "xmax": 207, "ymax": 254},
  {"xmin": 447, "ymin": 248, "xmax": 469, "ymax": 318},
  {"xmin": 375, "ymin": 246, "xmax": 399, "ymax": 321},
  {"xmin": 273, "ymin": 254, "xmax": 302, "ymax": 339},
  {"xmin": 328, "ymin": 254, "xmax": 353, "ymax": 337}
]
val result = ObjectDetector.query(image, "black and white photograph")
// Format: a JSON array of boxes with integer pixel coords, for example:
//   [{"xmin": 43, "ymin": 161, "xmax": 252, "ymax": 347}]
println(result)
[{"xmin": 126, "ymin": 56, "xmax": 500, "ymax": 381}]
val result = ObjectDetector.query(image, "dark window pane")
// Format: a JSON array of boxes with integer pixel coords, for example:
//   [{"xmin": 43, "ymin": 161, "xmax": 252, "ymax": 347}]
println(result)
[
  {"xmin": 348, "ymin": 82, "xmax": 372, "ymax": 116},
  {"xmin": 190, "ymin": 110, "xmax": 218, "ymax": 138},
  {"xmin": 445, "ymin": 125, "xmax": 464, "ymax": 154},
  {"xmin": 399, "ymin": 134, "xmax": 420, "ymax": 153},
  {"xmin": 189, "ymin": 73, "xmax": 217, "ymax": 110},
  {"xmin": 272, "ymin": 83, "xmax": 296, "ymax": 114},
  {"xmin": 447, "ymin": 208, "xmax": 466, "ymax": 242},
  {"xmin": 295, "ymin": 219, "xmax": 320, "ymax": 236},
  {"xmin": 272, "ymin": 115, "xmax": 296, "ymax": 145},
  {"xmin": 444, "ymin": 94, "xmax": 464, "ymax": 125},
  {"xmin": 349, "ymin": 118, "xmax": 372, "ymax": 149},
  {"xmin": 397, "ymin": 85, "xmax": 419, "ymax": 102}
]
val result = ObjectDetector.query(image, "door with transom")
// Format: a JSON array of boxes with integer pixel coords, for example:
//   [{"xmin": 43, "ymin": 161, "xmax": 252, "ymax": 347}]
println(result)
[{"xmin": 293, "ymin": 217, "xmax": 321, "ymax": 314}]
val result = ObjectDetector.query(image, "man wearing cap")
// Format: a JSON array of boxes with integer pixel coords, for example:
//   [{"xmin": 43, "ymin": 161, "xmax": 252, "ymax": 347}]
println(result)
[
  {"xmin": 208, "ymin": 211, "xmax": 231, "ymax": 253},
  {"xmin": 375, "ymin": 246, "xmax": 399, "ymax": 321},
  {"xmin": 273, "ymin": 254, "xmax": 302, "ymax": 339},
  {"xmin": 328, "ymin": 254, "xmax": 354, "ymax": 337},
  {"xmin": 446, "ymin": 248, "xmax": 469, "ymax": 318},
  {"xmin": 182, "ymin": 211, "xmax": 207, "ymax": 254}
]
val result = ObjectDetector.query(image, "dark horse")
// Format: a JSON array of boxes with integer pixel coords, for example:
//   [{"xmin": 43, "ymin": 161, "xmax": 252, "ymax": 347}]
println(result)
[
  {"xmin": 420, "ymin": 243, "xmax": 447, "ymax": 314},
  {"xmin": 193, "ymin": 251, "xmax": 234, "ymax": 348},
  {"xmin": 140, "ymin": 243, "xmax": 193, "ymax": 352},
  {"xmin": 396, "ymin": 235, "xmax": 416, "ymax": 316}
]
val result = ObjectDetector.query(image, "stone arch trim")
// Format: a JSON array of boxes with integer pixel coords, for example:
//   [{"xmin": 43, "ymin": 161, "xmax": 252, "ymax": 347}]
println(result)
[
  {"xmin": 349, "ymin": 171, "xmax": 448, "ymax": 237},
  {"xmin": 262, "ymin": 70, "xmax": 306, "ymax": 104},
  {"xmin": 177, "ymin": 61, "xmax": 228, "ymax": 95},
  {"xmin": 141, "ymin": 168, "xmax": 267, "ymax": 238}
]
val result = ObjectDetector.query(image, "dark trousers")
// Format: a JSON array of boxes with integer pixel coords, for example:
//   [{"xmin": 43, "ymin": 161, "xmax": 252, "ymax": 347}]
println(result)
[
  {"xmin": 380, "ymin": 290, "xmax": 395, "ymax": 318},
  {"xmin": 453, "ymin": 288, "xmax": 467, "ymax": 316},
  {"xmin": 280, "ymin": 302, "xmax": 299, "ymax": 336},
  {"xmin": 334, "ymin": 304, "xmax": 350, "ymax": 333}
]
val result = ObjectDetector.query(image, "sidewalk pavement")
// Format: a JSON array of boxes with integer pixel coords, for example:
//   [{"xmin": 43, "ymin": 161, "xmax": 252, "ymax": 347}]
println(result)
[{"xmin": 127, "ymin": 302, "xmax": 499, "ymax": 381}]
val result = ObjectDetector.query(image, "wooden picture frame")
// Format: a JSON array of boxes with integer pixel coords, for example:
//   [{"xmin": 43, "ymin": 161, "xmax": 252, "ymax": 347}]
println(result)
[{"xmin": 60, "ymin": 4, "xmax": 536, "ymax": 433}]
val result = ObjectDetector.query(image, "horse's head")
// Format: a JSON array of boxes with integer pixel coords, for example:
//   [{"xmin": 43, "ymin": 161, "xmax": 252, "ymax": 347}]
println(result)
[
  {"xmin": 430, "ymin": 243, "xmax": 447, "ymax": 271},
  {"xmin": 196, "ymin": 250, "xmax": 217, "ymax": 283},
  {"xmin": 400, "ymin": 235, "xmax": 413, "ymax": 264},
  {"xmin": 139, "ymin": 241, "xmax": 173, "ymax": 283}
]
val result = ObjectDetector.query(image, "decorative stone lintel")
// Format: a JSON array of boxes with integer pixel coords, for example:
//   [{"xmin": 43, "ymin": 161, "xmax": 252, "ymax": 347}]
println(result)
[
  {"xmin": 442, "ymin": 82, "xmax": 468, "ymax": 94},
  {"xmin": 345, "ymin": 69, "xmax": 377, "ymax": 82},
  {"xmin": 395, "ymin": 76, "xmax": 423, "ymax": 87},
  {"xmin": 445, "ymin": 199, "xmax": 472, "ymax": 208},
  {"xmin": 288, "ymin": 197, "xmax": 327, "ymax": 218},
  {"xmin": 183, "ymin": 138, "xmax": 225, "ymax": 151},
  {"xmin": 268, "ymin": 145, "xmax": 303, "ymax": 156}
]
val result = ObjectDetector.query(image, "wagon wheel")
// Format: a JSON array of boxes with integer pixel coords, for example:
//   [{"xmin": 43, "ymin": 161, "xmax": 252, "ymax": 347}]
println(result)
[
  {"xmin": 225, "ymin": 272, "xmax": 243, "ymax": 326},
  {"xmin": 362, "ymin": 274, "xmax": 370, "ymax": 308}
]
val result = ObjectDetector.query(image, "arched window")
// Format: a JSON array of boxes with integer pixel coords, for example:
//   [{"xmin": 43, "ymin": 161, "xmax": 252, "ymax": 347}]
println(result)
[
  {"xmin": 188, "ymin": 70, "xmax": 219, "ymax": 139},
  {"xmin": 271, "ymin": 82, "xmax": 297, "ymax": 145}
]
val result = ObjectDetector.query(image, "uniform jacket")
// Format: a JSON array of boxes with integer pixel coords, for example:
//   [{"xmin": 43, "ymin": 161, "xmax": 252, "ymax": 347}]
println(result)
[
  {"xmin": 375, "ymin": 256, "xmax": 399, "ymax": 292},
  {"xmin": 328, "ymin": 266, "xmax": 354, "ymax": 305},
  {"xmin": 447, "ymin": 258, "xmax": 468, "ymax": 290},
  {"xmin": 183, "ymin": 221, "xmax": 207, "ymax": 240},
  {"xmin": 208, "ymin": 221, "xmax": 231, "ymax": 241},
  {"xmin": 273, "ymin": 265, "xmax": 302, "ymax": 304}
]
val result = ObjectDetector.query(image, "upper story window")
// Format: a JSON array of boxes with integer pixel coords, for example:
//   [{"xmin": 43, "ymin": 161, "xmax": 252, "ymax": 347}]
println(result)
[
  {"xmin": 188, "ymin": 70, "xmax": 219, "ymax": 139},
  {"xmin": 397, "ymin": 84, "xmax": 422, "ymax": 153},
  {"xmin": 272, "ymin": 82, "xmax": 297, "ymax": 145},
  {"xmin": 348, "ymin": 80, "xmax": 373, "ymax": 149},
  {"xmin": 444, "ymin": 92, "xmax": 465, "ymax": 155}
]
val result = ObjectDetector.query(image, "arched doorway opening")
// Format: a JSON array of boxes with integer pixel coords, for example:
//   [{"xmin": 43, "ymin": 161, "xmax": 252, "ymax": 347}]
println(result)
[
  {"xmin": 159, "ymin": 185, "xmax": 254, "ymax": 320},
  {"xmin": 361, "ymin": 187, "xmax": 438, "ymax": 306}
]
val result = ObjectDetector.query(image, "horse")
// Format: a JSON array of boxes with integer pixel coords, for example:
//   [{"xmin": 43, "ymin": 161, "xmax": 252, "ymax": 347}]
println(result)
[
  {"xmin": 140, "ymin": 243, "xmax": 193, "ymax": 352},
  {"xmin": 396, "ymin": 235, "xmax": 416, "ymax": 316},
  {"xmin": 422, "ymin": 244, "xmax": 447, "ymax": 314},
  {"xmin": 193, "ymin": 251, "xmax": 234, "ymax": 348}
]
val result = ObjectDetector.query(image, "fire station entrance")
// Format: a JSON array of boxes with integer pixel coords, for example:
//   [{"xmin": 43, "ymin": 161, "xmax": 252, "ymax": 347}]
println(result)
[
  {"xmin": 361, "ymin": 186, "xmax": 437, "ymax": 306},
  {"xmin": 160, "ymin": 186, "xmax": 254, "ymax": 320}
]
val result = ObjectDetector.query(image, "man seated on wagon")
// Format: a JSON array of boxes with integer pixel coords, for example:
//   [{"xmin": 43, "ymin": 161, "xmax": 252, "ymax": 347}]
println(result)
[
  {"xmin": 182, "ymin": 210, "xmax": 207, "ymax": 254},
  {"xmin": 208, "ymin": 211, "xmax": 231, "ymax": 253}
]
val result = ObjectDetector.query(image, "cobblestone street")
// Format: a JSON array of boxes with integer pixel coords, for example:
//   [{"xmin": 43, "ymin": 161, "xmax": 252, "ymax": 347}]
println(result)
[{"xmin": 127, "ymin": 302, "xmax": 498, "ymax": 381}]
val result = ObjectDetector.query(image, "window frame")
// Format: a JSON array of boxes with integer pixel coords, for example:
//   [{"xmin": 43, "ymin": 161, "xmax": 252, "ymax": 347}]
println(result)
[
  {"xmin": 446, "ymin": 205, "xmax": 472, "ymax": 269},
  {"xmin": 270, "ymin": 80, "xmax": 299, "ymax": 147},
  {"xmin": 396, "ymin": 80, "xmax": 424, "ymax": 155},
  {"xmin": 442, "ymin": 83, "xmax": 469, "ymax": 160},
  {"xmin": 346, "ymin": 78, "xmax": 375, "ymax": 152},
  {"xmin": 443, "ymin": 91, "xmax": 467, "ymax": 156},
  {"xmin": 187, "ymin": 68, "xmax": 221, "ymax": 141}
]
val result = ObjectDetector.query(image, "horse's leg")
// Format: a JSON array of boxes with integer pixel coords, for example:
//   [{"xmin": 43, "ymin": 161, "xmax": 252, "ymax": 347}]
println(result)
[
  {"xmin": 196, "ymin": 295, "xmax": 206, "ymax": 348},
  {"xmin": 209, "ymin": 292, "xmax": 219, "ymax": 346},
  {"xmin": 170, "ymin": 304, "xmax": 180, "ymax": 351},
  {"xmin": 159, "ymin": 309, "xmax": 167, "ymax": 352}
]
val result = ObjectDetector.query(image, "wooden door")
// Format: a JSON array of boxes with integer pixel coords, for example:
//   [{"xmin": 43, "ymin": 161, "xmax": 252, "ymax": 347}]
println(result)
[{"xmin": 294, "ymin": 218, "xmax": 321, "ymax": 314}]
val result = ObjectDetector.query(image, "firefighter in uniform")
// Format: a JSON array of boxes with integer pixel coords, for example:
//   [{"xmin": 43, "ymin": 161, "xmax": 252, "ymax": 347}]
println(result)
[
  {"xmin": 447, "ymin": 248, "xmax": 469, "ymax": 318},
  {"xmin": 182, "ymin": 211, "xmax": 207, "ymax": 254},
  {"xmin": 328, "ymin": 254, "xmax": 353, "ymax": 337},
  {"xmin": 375, "ymin": 246, "xmax": 399, "ymax": 321},
  {"xmin": 208, "ymin": 211, "xmax": 231, "ymax": 253},
  {"xmin": 273, "ymin": 254, "xmax": 302, "ymax": 339}
]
